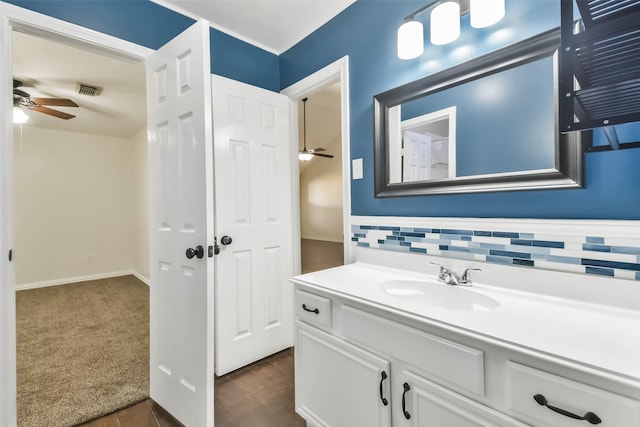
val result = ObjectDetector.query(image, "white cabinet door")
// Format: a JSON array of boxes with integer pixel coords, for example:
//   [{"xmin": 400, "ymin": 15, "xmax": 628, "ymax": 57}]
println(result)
[
  {"xmin": 295, "ymin": 322, "xmax": 391, "ymax": 427},
  {"xmin": 398, "ymin": 371, "xmax": 527, "ymax": 427}
]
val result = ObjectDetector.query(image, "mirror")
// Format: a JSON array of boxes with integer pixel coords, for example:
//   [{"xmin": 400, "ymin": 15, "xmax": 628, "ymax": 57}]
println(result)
[{"xmin": 374, "ymin": 28, "xmax": 584, "ymax": 197}]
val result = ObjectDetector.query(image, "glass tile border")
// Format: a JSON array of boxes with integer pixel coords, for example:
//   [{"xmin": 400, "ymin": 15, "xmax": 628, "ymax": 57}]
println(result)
[{"xmin": 351, "ymin": 224, "xmax": 640, "ymax": 281}]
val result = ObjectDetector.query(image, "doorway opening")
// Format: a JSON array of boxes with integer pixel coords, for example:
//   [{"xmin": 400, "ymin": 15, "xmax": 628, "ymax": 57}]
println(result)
[
  {"xmin": 11, "ymin": 29, "xmax": 150, "ymax": 426},
  {"xmin": 281, "ymin": 56, "xmax": 351, "ymax": 276},
  {"xmin": 296, "ymin": 86, "xmax": 344, "ymax": 273}
]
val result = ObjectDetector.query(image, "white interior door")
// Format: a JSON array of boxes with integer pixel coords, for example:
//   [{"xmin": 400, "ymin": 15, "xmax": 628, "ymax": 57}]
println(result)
[
  {"xmin": 146, "ymin": 20, "xmax": 214, "ymax": 427},
  {"xmin": 213, "ymin": 75, "xmax": 294, "ymax": 375},
  {"xmin": 403, "ymin": 130, "xmax": 432, "ymax": 182}
]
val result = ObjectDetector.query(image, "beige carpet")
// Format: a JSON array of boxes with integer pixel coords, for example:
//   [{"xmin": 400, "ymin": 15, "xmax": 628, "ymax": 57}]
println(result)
[{"xmin": 16, "ymin": 275, "xmax": 149, "ymax": 427}]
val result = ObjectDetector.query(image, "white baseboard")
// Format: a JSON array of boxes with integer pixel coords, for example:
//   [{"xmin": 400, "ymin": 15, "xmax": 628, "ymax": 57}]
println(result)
[
  {"xmin": 16, "ymin": 270, "xmax": 149, "ymax": 291},
  {"xmin": 301, "ymin": 236, "xmax": 345, "ymax": 244},
  {"xmin": 131, "ymin": 271, "xmax": 151, "ymax": 286}
]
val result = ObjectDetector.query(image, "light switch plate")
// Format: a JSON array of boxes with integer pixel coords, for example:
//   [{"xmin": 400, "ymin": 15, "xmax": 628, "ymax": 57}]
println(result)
[{"xmin": 352, "ymin": 158, "xmax": 363, "ymax": 180}]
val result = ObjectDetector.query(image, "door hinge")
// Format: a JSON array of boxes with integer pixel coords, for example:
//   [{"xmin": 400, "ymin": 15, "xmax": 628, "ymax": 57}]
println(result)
[{"xmin": 8, "ymin": 249, "xmax": 12, "ymax": 262}]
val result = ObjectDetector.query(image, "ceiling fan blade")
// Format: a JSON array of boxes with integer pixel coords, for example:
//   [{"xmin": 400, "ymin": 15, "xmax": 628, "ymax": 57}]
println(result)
[
  {"xmin": 311, "ymin": 147, "xmax": 326, "ymax": 152},
  {"xmin": 312, "ymin": 152, "xmax": 334, "ymax": 158},
  {"xmin": 29, "ymin": 105, "xmax": 76, "ymax": 120},
  {"xmin": 14, "ymin": 88, "xmax": 30, "ymax": 98},
  {"xmin": 31, "ymin": 97, "xmax": 79, "ymax": 107}
]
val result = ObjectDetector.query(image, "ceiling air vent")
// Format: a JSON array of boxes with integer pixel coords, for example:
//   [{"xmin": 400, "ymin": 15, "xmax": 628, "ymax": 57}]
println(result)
[{"xmin": 76, "ymin": 83, "xmax": 102, "ymax": 96}]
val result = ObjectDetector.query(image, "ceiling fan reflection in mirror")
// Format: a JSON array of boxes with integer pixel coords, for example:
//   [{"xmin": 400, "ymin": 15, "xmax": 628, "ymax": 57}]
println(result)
[
  {"xmin": 13, "ymin": 78, "xmax": 78, "ymax": 123},
  {"xmin": 299, "ymin": 97, "xmax": 334, "ymax": 161}
]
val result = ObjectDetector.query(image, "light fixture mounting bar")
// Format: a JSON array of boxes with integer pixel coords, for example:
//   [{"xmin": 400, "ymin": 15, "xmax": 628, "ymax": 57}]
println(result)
[{"xmin": 402, "ymin": 0, "xmax": 470, "ymax": 22}]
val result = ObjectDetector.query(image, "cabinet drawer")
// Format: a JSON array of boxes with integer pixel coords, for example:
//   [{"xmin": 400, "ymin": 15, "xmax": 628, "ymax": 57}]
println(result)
[
  {"xmin": 507, "ymin": 362, "xmax": 640, "ymax": 427},
  {"xmin": 342, "ymin": 304, "xmax": 485, "ymax": 397},
  {"xmin": 295, "ymin": 289, "xmax": 331, "ymax": 329}
]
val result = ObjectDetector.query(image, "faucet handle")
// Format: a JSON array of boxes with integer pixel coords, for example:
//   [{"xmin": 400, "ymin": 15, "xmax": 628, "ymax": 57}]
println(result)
[
  {"xmin": 461, "ymin": 268, "xmax": 481, "ymax": 284},
  {"xmin": 430, "ymin": 262, "xmax": 459, "ymax": 285},
  {"xmin": 429, "ymin": 262, "xmax": 447, "ymax": 277}
]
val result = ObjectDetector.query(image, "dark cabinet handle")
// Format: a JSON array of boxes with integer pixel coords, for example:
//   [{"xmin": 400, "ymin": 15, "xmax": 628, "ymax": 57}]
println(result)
[
  {"xmin": 302, "ymin": 304, "xmax": 319, "ymax": 314},
  {"xmin": 379, "ymin": 371, "xmax": 388, "ymax": 406},
  {"xmin": 402, "ymin": 382, "xmax": 411, "ymax": 420},
  {"xmin": 534, "ymin": 394, "xmax": 601, "ymax": 424}
]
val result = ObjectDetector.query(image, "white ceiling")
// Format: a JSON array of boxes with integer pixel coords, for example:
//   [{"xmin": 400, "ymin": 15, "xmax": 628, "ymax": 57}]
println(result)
[
  {"xmin": 12, "ymin": 30, "xmax": 146, "ymax": 139},
  {"xmin": 153, "ymin": 0, "xmax": 355, "ymax": 54}
]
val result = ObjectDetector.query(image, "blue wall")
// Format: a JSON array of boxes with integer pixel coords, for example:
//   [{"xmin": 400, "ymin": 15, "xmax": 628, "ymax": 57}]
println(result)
[
  {"xmin": 4, "ymin": 0, "xmax": 280, "ymax": 91},
  {"xmin": 6, "ymin": 0, "xmax": 639, "ymax": 219},
  {"xmin": 280, "ymin": 0, "xmax": 640, "ymax": 219}
]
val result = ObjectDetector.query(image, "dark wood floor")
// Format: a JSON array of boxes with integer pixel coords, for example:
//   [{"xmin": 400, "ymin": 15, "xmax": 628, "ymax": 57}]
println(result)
[
  {"xmin": 79, "ymin": 241, "xmax": 341, "ymax": 426},
  {"xmin": 301, "ymin": 238, "xmax": 344, "ymax": 273},
  {"xmin": 215, "ymin": 348, "xmax": 305, "ymax": 427},
  {"xmin": 80, "ymin": 348, "xmax": 304, "ymax": 427}
]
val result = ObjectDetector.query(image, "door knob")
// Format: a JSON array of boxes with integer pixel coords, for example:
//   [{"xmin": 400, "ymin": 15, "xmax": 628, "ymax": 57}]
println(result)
[
  {"xmin": 186, "ymin": 245, "xmax": 204, "ymax": 259},
  {"xmin": 220, "ymin": 235, "xmax": 233, "ymax": 245}
]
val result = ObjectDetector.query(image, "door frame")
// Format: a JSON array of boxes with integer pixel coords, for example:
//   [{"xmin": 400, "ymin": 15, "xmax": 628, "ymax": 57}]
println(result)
[
  {"xmin": 281, "ymin": 56, "xmax": 351, "ymax": 273},
  {"xmin": 0, "ymin": 4, "xmax": 152, "ymax": 425}
]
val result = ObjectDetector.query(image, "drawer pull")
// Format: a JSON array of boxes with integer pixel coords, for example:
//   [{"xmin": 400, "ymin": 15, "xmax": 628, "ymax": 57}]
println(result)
[
  {"xmin": 402, "ymin": 382, "xmax": 411, "ymax": 419},
  {"xmin": 533, "ymin": 394, "xmax": 602, "ymax": 424},
  {"xmin": 379, "ymin": 371, "xmax": 388, "ymax": 406},
  {"xmin": 302, "ymin": 304, "xmax": 319, "ymax": 314}
]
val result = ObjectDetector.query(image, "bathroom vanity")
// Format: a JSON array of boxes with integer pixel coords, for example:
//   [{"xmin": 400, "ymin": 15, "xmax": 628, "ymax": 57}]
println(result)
[{"xmin": 290, "ymin": 263, "xmax": 640, "ymax": 427}]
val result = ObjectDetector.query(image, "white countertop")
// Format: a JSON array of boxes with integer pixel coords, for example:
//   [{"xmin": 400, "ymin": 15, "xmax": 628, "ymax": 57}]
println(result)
[{"xmin": 291, "ymin": 262, "xmax": 640, "ymax": 384}]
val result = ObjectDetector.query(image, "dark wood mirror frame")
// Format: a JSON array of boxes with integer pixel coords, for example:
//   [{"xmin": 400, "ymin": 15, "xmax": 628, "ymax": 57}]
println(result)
[{"xmin": 374, "ymin": 28, "xmax": 585, "ymax": 197}]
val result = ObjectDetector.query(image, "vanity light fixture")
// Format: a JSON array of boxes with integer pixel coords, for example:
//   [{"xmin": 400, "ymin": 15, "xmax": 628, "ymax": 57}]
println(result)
[
  {"xmin": 13, "ymin": 106, "xmax": 28, "ymax": 124},
  {"xmin": 397, "ymin": 0, "xmax": 505, "ymax": 59}
]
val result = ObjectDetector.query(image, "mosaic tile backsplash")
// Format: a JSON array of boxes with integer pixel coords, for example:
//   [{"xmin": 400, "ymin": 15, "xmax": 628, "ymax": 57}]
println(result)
[{"xmin": 351, "ymin": 224, "xmax": 640, "ymax": 281}]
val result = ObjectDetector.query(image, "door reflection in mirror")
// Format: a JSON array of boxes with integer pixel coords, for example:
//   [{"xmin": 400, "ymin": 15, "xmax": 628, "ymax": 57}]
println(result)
[{"xmin": 389, "ymin": 106, "xmax": 456, "ymax": 183}]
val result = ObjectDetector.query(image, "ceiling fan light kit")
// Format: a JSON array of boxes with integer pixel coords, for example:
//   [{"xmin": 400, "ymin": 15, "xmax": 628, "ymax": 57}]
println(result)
[
  {"xmin": 13, "ymin": 106, "xmax": 29, "ymax": 124},
  {"xmin": 12, "ymin": 78, "xmax": 79, "ymax": 122},
  {"xmin": 298, "ymin": 97, "xmax": 334, "ymax": 161}
]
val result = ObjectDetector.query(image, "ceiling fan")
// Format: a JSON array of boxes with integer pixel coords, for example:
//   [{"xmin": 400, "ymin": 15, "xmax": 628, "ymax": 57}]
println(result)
[
  {"xmin": 13, "ymin": 78, "xmax": 79, "ymax": 120},
  {"xmin": 299, "ymin": 97, "xmax": 334, "ymax": 161}
]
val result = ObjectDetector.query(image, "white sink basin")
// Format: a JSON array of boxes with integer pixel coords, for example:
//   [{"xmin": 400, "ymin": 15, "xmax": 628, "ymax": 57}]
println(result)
[{"xmin": 381, "ymin": 280, "xmax": 501, "ymax": 312}]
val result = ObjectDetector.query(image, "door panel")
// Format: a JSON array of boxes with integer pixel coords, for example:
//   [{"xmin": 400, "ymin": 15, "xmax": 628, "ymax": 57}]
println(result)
[
  {"xmin": 403, "ymin": 130, "xmax": 432, "ymax": 182},
  {"xmin": 214, "ymin": 74, "xmax": 293, "ymax": 375},
  {"xmin": 146, "ymin": 20, "xmax": 214, "ymax": 427}
]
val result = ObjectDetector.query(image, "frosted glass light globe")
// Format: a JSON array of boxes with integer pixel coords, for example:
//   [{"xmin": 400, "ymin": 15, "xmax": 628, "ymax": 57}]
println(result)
[
  {"xmin": 470, "ymin": 0, "xmax": 505, "ymax": 28},
  {"xmin": 13, "ymin": 106, "xmax": 28, "ymax": 124},
  {"xmin": 430, "ymin": 1, "xmax": 461, "ymax": 45},
  {"xmin": 397, "ymin": 20, "xmax": 424, "ymax": 60}
]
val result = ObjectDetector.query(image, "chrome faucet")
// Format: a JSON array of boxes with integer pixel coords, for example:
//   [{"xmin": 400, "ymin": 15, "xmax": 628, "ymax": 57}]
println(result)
[{"xmin": 430, "ymin": 263, "xmax": 481, "ymax": 287}]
